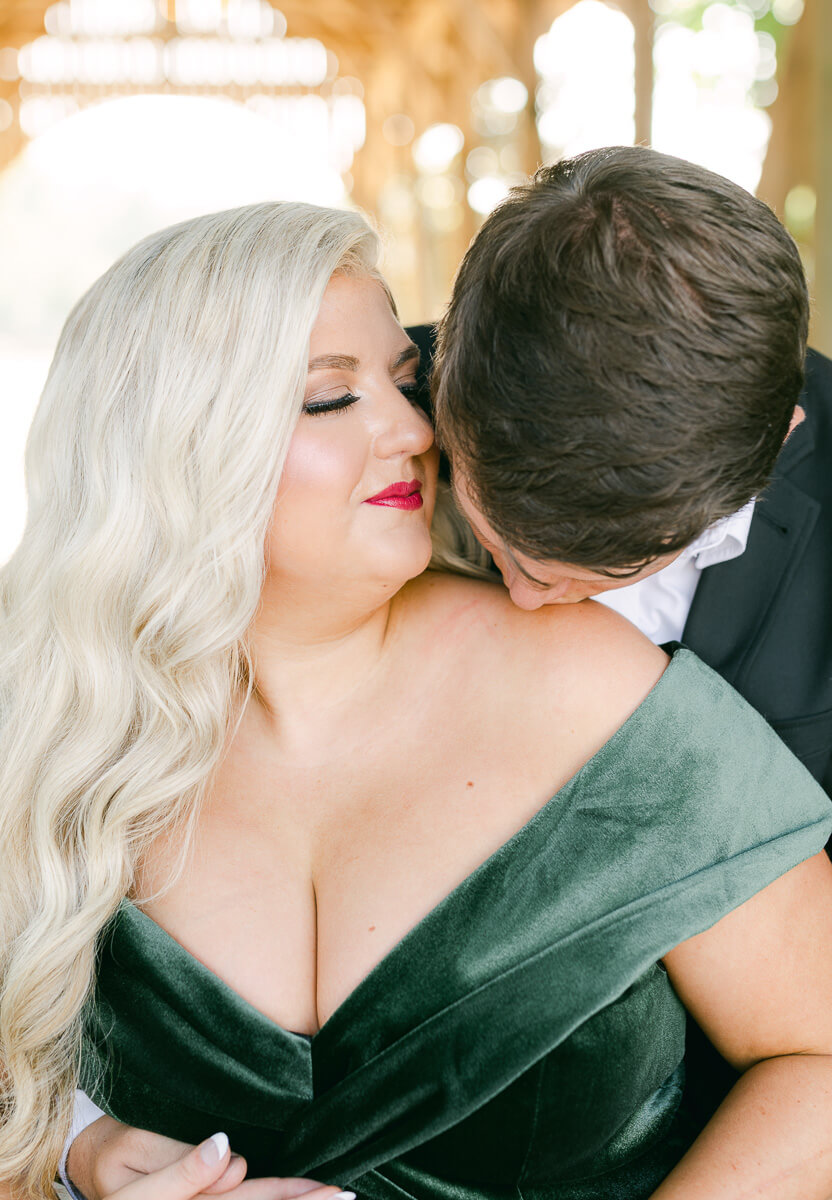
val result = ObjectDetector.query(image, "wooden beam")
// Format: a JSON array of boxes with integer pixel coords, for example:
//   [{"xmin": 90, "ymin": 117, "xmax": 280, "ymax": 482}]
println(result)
[
  {"xmin": 757, "ymin": 16, "xmax": 814, "ymax": 220},
  {"xmin": 816, "ymin": 0, "xmax": 832, "ymax": 356},
  {"xmin": 630, "ymin": 0, "xmax": 654, "ymax": 147},
  {"xmin": 507, "ymin": 0, "xmax": 546, "ymax": 175}
]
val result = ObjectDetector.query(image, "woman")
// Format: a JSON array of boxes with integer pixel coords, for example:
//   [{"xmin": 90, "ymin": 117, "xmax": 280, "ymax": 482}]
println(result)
[{"xmin": 2, "ymin": 202, "xmax": 832, "ymax": 1200}]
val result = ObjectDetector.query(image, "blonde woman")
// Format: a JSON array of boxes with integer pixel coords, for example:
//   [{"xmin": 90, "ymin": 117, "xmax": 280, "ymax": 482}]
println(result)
[{"xmin": 3, "ymin": 203, "xmax": 832, "ymax": 1200}]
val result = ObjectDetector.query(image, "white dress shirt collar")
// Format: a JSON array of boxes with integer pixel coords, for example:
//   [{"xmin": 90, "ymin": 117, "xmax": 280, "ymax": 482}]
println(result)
[
  {"xmin": 595, "ymin": 499, "xmax": 756, "ymax": 646},
  {"xmin": 682, "ymin": 498, "xmax": 756, "ymax": 570}
]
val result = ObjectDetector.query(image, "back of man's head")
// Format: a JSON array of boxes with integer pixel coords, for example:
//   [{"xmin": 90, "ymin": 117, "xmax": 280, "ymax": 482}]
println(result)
[{"xmin": 434, "ymin": 145, "xmax": 809, "ymax": 573}]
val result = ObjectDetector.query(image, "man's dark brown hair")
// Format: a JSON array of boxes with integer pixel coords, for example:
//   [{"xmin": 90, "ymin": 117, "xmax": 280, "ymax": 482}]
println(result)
[{"xmin": 433, "ymin": 145, "xmax": 810, "ymax": 573}]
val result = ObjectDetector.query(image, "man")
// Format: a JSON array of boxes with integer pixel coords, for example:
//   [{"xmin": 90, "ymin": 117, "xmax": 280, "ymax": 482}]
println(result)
[
  {"xmin": 410, "ymin": 144, "xmax": 832, "ymax": 1120},
  {"xmin": 410, "ymin": 145, "xmax": 832, "ymax": 798}
]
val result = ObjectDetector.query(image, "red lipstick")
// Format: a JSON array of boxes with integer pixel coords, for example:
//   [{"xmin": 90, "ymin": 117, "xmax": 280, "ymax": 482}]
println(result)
[{"xmin": 365, "ymin": 480, "xmax": 423, "ymax": 510}]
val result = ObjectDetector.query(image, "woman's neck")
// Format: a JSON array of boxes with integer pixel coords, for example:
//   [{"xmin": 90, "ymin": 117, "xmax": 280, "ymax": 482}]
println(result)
[{"xmin": 247, "ymin": 576, "xmax": 405, "ymax": 753}]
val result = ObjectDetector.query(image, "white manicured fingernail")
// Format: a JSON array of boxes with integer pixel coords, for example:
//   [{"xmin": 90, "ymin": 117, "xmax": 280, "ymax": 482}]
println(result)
[
  {"xmin": 200, "ymin": 1132, "xmax": 229, "ymax": 1165},
  {"xmin": 333, "ymin": 1192, "xmax": 356, "ymax": 1199}
]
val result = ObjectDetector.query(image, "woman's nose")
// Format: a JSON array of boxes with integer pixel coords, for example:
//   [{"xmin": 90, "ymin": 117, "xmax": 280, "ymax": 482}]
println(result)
[{"xmin": 372, "ymin": 385, "xmax": 435, "ymax": 459}]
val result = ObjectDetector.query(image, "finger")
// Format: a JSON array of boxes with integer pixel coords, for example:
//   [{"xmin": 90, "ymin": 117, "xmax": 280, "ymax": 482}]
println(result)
[
  {"xmin": 107, "ymin": 1132, "xmax": 232, "ymax": 1200},
  {"xmin": 266, "ymin": 1182, "xmax": 351, "ymax": 1200},
  {"xmin": 108, "ymin": 1131, "xmax": 246, "ymax": 1196},
  {"xmin": 198, "ymin": 1153, "xmax": 248, "ymax": 1193},
  {"xmin": 217, "ymin": 1183, "xmax": 355, "ymax": 1200}
]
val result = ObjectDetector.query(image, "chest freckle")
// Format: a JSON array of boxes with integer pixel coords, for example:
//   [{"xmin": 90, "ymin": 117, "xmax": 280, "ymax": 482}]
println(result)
[
  {"xmin": 466, "ymin": 781, "xmax": 474, "ymax": 788},
  {"xmin": 368, "ymin": 925, "xmax": 376, "ymax": 932}
]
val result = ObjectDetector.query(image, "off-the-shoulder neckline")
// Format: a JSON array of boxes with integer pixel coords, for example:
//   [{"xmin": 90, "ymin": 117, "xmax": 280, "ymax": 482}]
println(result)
[{"xmin": 119, "ymin": 648, "xmax": 694, "ymax": 1044}]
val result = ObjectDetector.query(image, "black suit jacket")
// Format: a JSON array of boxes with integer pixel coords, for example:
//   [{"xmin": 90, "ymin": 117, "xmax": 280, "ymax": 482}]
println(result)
[
  {"xmin": 409, "ymin": 323, "xmax": 832, "ymax": 796},
  {"xmin": 681, "ymin": 347, "xmax": 832, "ymax": 796}
]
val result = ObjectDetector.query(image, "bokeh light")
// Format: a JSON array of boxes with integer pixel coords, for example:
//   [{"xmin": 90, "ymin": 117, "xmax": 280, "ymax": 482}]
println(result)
[
  {"xmin": 477, "ymin": 76, "xmax": 528, "ymax": 116},
  {"xmin": 412, "ymin": 123, "xmax": 465, "ymax": 173},
  {"xmin": 651, "ymin": 3, "xmax": 775, "ymax": 192},
  {"xmin": 771, "ymin": 0, "xmax": 804, "ymax": 24},
  {"xmin": 535, "ymin": 1, "xmax": 636, "ymax": 159},
  {"xmin": 785, "ymin": 184, "xmax": 817, "ymax": 235},
  {"xmin": 468, "ymin": 176, "xmax": 511, "ymax": 215}
]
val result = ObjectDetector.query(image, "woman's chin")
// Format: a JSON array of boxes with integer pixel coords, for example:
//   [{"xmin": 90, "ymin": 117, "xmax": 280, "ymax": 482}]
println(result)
[{"xmin": 368, "ymin": 536, "xmax": 435, "ymax": 594}]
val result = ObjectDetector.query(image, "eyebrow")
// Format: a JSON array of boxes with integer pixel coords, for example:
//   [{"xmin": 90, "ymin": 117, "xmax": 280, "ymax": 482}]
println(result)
[
  {"xmin": 308, "ymin": 353, "xmax": 358, "ymax": 371},
  {"xmin": 308, "ymin": 344, "xmax": 420, "ymax": 372}
]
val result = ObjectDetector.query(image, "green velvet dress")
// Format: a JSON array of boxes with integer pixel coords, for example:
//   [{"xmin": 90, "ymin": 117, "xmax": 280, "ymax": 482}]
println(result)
[{"xmin": 82, "ymin": 650, "xmax": 832, "ymax": 1199}]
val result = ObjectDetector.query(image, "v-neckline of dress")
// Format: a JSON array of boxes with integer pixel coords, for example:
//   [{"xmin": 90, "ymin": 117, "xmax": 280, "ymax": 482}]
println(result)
[{"xmin": 120, "ymin": 649, "xmax": 687, "ymax": 1045}]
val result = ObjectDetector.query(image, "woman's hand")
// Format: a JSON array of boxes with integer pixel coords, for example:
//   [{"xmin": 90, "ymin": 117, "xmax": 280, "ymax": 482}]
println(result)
[{"xmin": 67, "ymin": 1118, "xmax": 352, "ymax": 1200}]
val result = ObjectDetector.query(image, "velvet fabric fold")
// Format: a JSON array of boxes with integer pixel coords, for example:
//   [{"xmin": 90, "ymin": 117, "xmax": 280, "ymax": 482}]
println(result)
[{"xmin": 82, "ymin": 650, "xmax": 832, "ymax": 1196}]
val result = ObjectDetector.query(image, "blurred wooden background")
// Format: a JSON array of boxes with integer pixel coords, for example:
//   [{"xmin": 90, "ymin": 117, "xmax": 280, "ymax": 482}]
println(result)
[{"xmin": 0, "ymin": 0, "xmax": 829, "ymax": 346}]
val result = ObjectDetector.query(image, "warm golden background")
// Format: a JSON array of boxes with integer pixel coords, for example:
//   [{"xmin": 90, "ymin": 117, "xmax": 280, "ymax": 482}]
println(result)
[{"xmin": 0, "ymin": 0, "xmax": 828, "ymax": 559}]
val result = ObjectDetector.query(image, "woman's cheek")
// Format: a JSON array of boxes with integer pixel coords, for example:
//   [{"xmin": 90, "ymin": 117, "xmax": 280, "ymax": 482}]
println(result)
[{"xmin": 279, "ymin": 425, "xmax": 364, "ymax": 500}]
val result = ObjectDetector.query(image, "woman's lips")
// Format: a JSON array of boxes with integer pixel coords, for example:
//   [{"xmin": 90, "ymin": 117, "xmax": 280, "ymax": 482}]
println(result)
[{"xmin": 365, "ymin": 481, "xmax": 423, "ymax": 510}]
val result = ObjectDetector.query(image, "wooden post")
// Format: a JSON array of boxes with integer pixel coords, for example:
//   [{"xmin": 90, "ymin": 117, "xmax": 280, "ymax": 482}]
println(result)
[
  {"xmin": 757, "ymin": 16, "xmax": 814, "ymax": 219},
  {"xmin": 815, "ymin": 1, "xmax": 832, "ymax": 356},
  {"xmin": 621, "ymin": 0, "xmax": 653, "ymax": 147},
  {"xmin": 633, "ymin": 0, "xmax": 653, "ymax": 147},
  {"xmin": 510, "ymin": 0, "xmax": 546, "ymax": 175}
]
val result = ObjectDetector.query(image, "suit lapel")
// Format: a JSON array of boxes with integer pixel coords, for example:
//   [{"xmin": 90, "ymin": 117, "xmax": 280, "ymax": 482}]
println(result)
[{"xmin": 682, "ymin": 471, "xmax": 819, "ymax": 691}]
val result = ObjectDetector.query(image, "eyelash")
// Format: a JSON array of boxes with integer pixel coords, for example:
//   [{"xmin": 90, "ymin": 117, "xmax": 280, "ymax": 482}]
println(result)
[{"xmin": 303, "ymin": 382, "xmax": 422, "ymax": 417}]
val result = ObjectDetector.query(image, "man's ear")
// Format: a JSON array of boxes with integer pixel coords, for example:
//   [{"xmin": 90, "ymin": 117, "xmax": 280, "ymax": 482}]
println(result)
[{"xmin": 785, "ymin": 404, "xmax": 805, "ymax": 442}]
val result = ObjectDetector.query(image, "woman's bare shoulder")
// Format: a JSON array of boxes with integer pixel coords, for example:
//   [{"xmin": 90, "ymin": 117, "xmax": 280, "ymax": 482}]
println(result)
[{"xmin": 404, "ymin": 569, "xmax": 669, "ymax": 750}]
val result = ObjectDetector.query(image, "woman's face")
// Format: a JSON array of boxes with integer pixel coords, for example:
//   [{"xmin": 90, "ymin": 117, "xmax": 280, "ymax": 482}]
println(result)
[{"xmin": 266, "ymin": 272, "xmax": 438, "ymax": 598}]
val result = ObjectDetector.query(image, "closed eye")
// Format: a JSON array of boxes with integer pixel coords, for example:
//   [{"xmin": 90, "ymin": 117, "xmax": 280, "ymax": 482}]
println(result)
[
  {"xmin": 397, "ymin": 380, "xmax": 430, "ymax": 415},
  {"xmin": 302, "ymin": 380, "xmax": 425, "ymax": 418},
  {"xmin": 302, "ymin": 392, "xmax": 359, "ymax": 416}
]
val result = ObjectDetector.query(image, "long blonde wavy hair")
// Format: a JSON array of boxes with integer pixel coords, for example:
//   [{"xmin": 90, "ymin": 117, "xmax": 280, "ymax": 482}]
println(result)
[{"xmin": 0, "ymin": 201, "xmax": 488, "ymax": 1196}]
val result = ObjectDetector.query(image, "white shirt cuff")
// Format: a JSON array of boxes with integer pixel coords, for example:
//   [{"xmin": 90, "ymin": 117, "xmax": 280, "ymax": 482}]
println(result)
[{"xmin": 57, "ymin": 1089, "xmax": 106, "ymax": 1200}]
